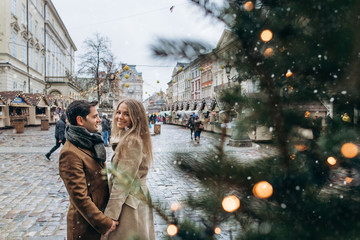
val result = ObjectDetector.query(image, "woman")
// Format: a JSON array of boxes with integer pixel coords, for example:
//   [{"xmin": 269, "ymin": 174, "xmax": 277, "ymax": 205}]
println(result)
[{"xmin": 102, "ymin": 99, "xmax": 155, "ymax": 240}]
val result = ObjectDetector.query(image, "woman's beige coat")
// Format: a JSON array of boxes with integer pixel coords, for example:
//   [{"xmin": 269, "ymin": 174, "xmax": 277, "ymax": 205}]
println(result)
[{"xmin": 102, "ymin": 137, "xmax": 155, "ymax": 240}]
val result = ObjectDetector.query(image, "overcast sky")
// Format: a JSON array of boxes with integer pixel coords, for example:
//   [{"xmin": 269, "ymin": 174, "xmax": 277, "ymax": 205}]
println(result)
[{"xmin": 52, "ymin": 0, "xmax": 226, "ymax": 98}]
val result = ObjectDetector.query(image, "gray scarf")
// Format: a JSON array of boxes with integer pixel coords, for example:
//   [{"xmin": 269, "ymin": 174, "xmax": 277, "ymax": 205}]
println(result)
[{"xmin": 65, "ymin": 124, "xmax": 106, "ymax": 163}]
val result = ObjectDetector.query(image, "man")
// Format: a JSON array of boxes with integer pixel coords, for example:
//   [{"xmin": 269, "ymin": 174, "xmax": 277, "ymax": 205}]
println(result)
[
  {"xmin": 59, "ymin": 100, "xmax": 118, "ymax": 240},
  {"xmin": 101, "ymin": 113, "xmax": 111, "ymax": 147},
  {"xmin": 45, "ymin": 113, "xmax": 66, "ymax": 160},
  {"xmin": 187, "ymin": 113, "xmax": 195, "ymax": 140}
]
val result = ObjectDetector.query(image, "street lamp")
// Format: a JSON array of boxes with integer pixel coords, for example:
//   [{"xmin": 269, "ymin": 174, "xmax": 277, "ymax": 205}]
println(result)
[{"xmin": 225, "ymin": 63, "xmax": 231, "ymax": 80}]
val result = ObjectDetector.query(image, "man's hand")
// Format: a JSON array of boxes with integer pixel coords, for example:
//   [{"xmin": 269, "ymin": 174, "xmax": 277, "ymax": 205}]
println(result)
[{"xmin": 104, "ymin": 220, "xmax": 119, "ymax": 236}]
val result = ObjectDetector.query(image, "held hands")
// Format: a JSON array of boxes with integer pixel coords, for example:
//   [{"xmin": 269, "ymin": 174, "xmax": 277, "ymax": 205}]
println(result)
[{"xmin": 104, "ymin": 220, "xmax": 119, "ymax": 236}]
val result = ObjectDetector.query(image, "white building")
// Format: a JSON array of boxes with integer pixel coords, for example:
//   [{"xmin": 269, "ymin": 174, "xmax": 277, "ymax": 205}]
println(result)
[{"xmin": 0, "ymin": 0, "xmax": 80, "ymax": 103}]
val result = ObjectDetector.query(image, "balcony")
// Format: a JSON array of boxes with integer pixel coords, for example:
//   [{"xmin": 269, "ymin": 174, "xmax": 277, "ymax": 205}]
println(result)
[
  {"xmin": 214, "ymin": 82, "xmax": 234, "ymax": 92},
  {"xmin": 45, "ymin": 76, "xmax": 82, "ymax": 91}
]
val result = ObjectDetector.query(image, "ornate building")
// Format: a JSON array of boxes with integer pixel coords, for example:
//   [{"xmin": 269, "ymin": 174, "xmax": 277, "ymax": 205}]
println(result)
[{"xmin": 0, "ymin": 0, "xmax": 80, "ymax": 104}]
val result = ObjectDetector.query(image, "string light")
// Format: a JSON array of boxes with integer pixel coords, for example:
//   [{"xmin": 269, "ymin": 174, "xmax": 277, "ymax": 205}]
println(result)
[
  {"xmin": 167, "ymin": 224, "xmax": 178, "ymax": 236},
  {"xmin": 260, "ymin": 30, "xmax": 273, "ymax": 42},
  {"xmin": 244, "ymin": 1, "xmax": 254, "ymax": 11},
  {"xmin": 222, "ymin": 195, "xmax": 240, "ymax": 212},
  {"xmin": 286, "ymin": 70, "xmax": 293, "ymax": 77},
  {"xmin": 341, "ymin": 143, "xmax": 359, "ymax": 158},
  {"xmin": 253, "ymin": 181, "xmax": 273, "ymax": 199},
  {"xmin": 214, "ymin": 227, "xmax": 221, "ymax": 234},
  {"xmin": 327, "ymin": 156, "xmax": 337, "ymax": 165},
  {"xmin": 264, "ymin": 47, "xmax": 274, "ymax": 57}
]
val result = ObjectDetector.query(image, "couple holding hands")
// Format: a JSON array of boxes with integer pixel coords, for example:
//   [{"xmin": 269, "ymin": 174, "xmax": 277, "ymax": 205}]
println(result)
[{"xmin": 59, "ymin": 99, "xmax": 155, "ymax": 240}]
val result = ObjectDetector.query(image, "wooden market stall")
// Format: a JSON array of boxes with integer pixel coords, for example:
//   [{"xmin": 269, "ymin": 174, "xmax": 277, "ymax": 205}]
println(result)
[
  {"xmin": 25, "ymin": 93, "xmax": 51, "ymax": 126},
  {"xmin": 0, "ymin": 91, "xmax": 32, "ymax": 130}
]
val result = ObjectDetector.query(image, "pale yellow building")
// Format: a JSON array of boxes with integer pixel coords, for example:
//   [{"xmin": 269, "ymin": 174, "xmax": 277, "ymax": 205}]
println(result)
[{"xmin": 0, "ymin": 0, "xmax": 80, "ymax": 105}]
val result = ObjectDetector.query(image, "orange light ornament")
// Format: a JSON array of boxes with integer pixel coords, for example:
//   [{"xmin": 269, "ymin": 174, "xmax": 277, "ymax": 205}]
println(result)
[
  {"xmin": 264, "ymin": 48, "xmax": 274, "ymax": 57},
  {"xmin": 260, "ymin": 30, "xmax": 273, "ymax": 42},
  {"xmin": 327, "ymin": 156, "xmax": 337, "ymax": 165},
  {"xmin": 222, "ymin": 195, "xmax": 240, "ymax": 212},
  {"xmin": 167, "ymin": 224, "xmax": 178, "ymax": 236},
  {"xmin": 244, "ymin": 1, "xmax": 254, "ymax": 11},
  {"xmin": 341, "ymin": 143, "xmax": 359, "ymax": 158},
  {"xmin": 253, "ymin": 181, "xmax": 273, "ymax": 199}
]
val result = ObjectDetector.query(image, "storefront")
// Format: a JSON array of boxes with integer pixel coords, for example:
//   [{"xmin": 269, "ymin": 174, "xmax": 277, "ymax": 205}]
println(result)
[
  {"xmin": 0, "ymin": 91, "xmax": 32, "ymax": 127},
  {"xmin": 25, "ymin": 93, "xmax": 50, "ymax": 125}
]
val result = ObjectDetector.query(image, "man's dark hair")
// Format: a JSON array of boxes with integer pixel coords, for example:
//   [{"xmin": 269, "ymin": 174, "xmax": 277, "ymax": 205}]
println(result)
[{"xmin": 66, "ymin": 100, "xmax": 98, "ymax": 125}]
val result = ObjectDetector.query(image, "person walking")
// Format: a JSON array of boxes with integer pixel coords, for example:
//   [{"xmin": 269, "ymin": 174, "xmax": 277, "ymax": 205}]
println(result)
[
  {"xmin": 102, "ymin": 98, "xmax": 155, "ymax": 240},
  {"xmin": 101, "ymin": 113, "xmax": 111, "ymax": 147},
  {"xmin": 194, "ymin": 115, "xmax": 203, "ymax": 144},
  {"xmin": 187, "ymin": 114, "xmax": 195, "ymax": 140},
  {"xmin": 45, "ymin": 113, "xmax": 67, "ymax": 160},
  {"xmin": 59, "ymin": 100, "xmax": 118, "ymax": 240}
]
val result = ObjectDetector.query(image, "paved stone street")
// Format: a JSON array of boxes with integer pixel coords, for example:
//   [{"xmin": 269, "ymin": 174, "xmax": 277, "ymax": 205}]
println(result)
[{"xmin": 0, "ymin": 123, "xmax": 276, "ymax": 240}]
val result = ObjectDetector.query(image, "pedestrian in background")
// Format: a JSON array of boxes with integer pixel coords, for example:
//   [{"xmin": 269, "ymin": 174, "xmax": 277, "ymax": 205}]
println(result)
[
  {"xmin": 194, "ymin": 115, "xmax": 203, "ymax": 144},
  {"xmin": 187, "ymin": 113, "xmax": 195, "ymax": 140},
  {"xmin": 45, "ymin": 113, "xmax": 67, "ymax": 160},
  {"xmin": 102, "ymin": 113, "xmax": 111, "ymax": 147},
  {"xmin": 103, "ymin": 98, "xmax": 155, "ymax": 240},
  {"xmin": 59, "ymin": 100, "xmax": 118, "ymax": 240}
]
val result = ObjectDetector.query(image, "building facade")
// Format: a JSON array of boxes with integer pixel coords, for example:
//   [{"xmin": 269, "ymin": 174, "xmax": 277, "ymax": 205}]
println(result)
[{"xmin": 0, "ymin": 0, "xmax": 80, "ymax": 102}]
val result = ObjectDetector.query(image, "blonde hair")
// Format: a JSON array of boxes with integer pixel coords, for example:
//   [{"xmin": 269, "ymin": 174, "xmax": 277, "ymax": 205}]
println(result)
[{"xmin": 111, "ymin": 98, "xmax": 153, "ymax": 165}]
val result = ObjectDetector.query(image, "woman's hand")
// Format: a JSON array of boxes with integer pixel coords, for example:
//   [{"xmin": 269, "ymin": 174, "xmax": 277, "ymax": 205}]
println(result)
[{"xmin": 104, "ymin": 220, "xmax": 119, "ymax": 236}]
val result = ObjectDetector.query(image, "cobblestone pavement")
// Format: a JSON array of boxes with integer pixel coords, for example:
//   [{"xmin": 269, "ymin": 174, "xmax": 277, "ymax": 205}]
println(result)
[{"xmin": 0, "ymin": 124, "xmax": 277, "ymax": 240}]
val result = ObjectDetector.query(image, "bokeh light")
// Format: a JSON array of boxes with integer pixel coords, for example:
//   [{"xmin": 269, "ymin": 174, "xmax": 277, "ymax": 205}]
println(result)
[
  {"xmin": 286, "ymin": 70, "xmax": 293, "ymax": 77},
  {"xmin": 345, "ymin": 177, "xmax": 353, "ymax": 183},
  {"xmin": 178, "ymin": 67, "xmax": 183, "ymax": 72},
  {"xmin": 124, "ymin": 65, "xmax": 129, "ymax": 71},
  {"xmin": 253, "ymin": 181, "xmax": 273, "ymax": 199},
  {"xmin": 304, "ymin": 111, "xmax": 310, "ymax": 118},
  {"xmin": 264, "ymin": 47, "xmax": 274, "ymax": 57},
  {"xmin": 199, "ymin": 66, "xmax": 204, "ymax": 71},
  {"xmin": 327, "ymin": 156, "xmax": 337, "ymax": 165},
  {"xmin": 260, "ymin": 30, "xmax": 273, "ymax": 42},
  {"xmin": 171, "ymin": 203, "xmax": 180, "ymax": 212},
  {"xmin": 125, "ymin": 83, "xmax": 130, "ymax": 88},
  {"xmin": 222, "ymin": 195, "xmax": 240, "ymax": 212},
  {"xmin": 214, "ymin": 227, "xmax": 221, "ymax": 234},
  {"xmin": 244, "ymin": 1, "xmax": 254, "ymax": 11},
  {"xmin": 167, "ymin": 224, "xmax": 178, "ymax": 236},
  {"xmin": 125, "ymin": 74, "xmax": 129, "ymax": 79},
  {"xmin": 294, "ymin": 144, "xmax": 307, "ymax": 151},
  {"xmin": 341, "ymin": 143, "xmax": 359, "ymax": 158}
]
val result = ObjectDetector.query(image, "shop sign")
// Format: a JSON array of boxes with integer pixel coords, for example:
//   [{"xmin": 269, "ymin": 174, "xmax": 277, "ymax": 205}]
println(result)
[{"xmin": 13, "ymin": 97, "xmax": 26, "ymax": 104}]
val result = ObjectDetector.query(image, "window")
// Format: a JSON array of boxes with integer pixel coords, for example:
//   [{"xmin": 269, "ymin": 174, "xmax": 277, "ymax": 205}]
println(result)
[
  {"xmin": 40, "ymin": 3, "xmax": 44, "ymax": 16},
  {"xmin": 29, "ymin": 13, "xmax": 32, "ymax": 32},
  {"xmin": 35, "ymin": 52, "xmax": 38, "ymax": 71},
  {"xmin": 35, "ymin": 21, "xmax": 38, "ymax": 38},
  {"xmin": 29, "ymin": 47, "xmax": 33, "ymax": 67},
  {"xmin": 13, "ymin": 81, "xmax": 18, "ymax": 90},
  {"xmin": 40, "ymin": 28, "xmax": 44, "ymax": 44},
  {"xmin": 41, "ymin": 56, "xmax": 45, "ymax": 75},
  {"xmin": 12, "ymin": 0, "xmax": 17, "ymax": 16},
  {"xmin": 21, "ymin": 39, "xmax": 26, "ymax": 63},
  {"xmin": 22, "ymin": 4, "xmax": 26, "ymax": 25},
  {"xmin": 12, "ymin": 31, "xmax": 18, "ymax": 58}
]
